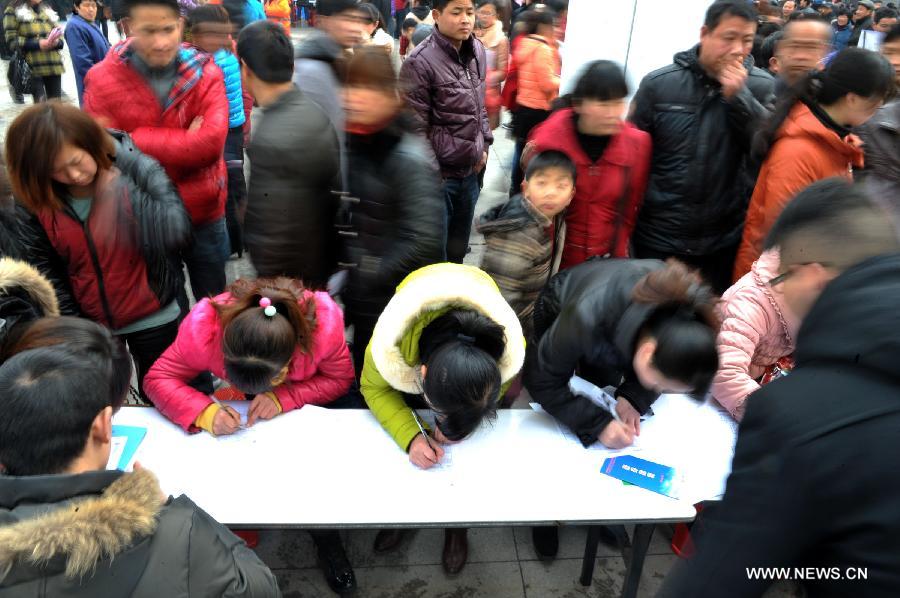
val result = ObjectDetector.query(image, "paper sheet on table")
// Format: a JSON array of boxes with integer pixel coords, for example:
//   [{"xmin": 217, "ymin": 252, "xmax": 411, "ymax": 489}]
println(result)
[{"xmin": 531, "ymin": 377, "xmax": 738, "ymax": 503}]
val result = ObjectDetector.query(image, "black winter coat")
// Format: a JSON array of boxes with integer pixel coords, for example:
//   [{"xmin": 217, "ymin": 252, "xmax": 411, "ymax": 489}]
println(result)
[
  {"xmin": 0, "ymin": 201, "xmax": 78, "ymax": 315},
  {"xmin": 630, "ymin": 46, "xmax": 775, "ymax": 256},
  {"xmin": 245, "ymin": 86, "xmax": 340, "ymax": 288},
  {"xmin": 340, "ymin": 118, "xmax": 446, "ymax": 337},
  {"xmin": 524, "ymin": 258, "xmax": 665, "ymax": 446},
  {"xmin": 661, "ymin": 253, "xmax": 900, "ymax": 598}
]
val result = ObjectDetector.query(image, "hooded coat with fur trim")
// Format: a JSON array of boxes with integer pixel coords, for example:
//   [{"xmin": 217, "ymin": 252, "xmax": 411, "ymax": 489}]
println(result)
[
  {"xmin": 0, "ymin": 468, "xmax": 281, "ymax": 597},
  {"xmin": 0, "ymin": 257, "xmax": 60, "ymax": 350},
  {"xmin": 360, "ymin": 263, "xmax": 526, "ymax": 451}
]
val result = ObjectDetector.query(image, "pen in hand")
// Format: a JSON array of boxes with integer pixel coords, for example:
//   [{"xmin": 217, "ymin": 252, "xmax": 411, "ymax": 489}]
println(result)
[
  {"xmin": 209, "ymin": 395, "xmax": 244, "ymax": 431},
  {"xmin": 411, "ymin": 410, "xmax": 441, "ymax": 464}
]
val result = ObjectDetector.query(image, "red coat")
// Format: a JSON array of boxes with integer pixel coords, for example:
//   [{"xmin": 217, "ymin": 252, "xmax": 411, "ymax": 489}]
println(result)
[
  {"xmin": 527, "ymin": 109, "xmax": 652, "ymax": 270},
  {"xmin": 83, "ymin": 41, "xmax": 228, "ymax": 226}
]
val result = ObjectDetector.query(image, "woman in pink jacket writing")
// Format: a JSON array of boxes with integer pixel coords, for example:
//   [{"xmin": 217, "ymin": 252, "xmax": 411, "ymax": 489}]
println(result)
[
  {"xmin": 712, "ymin": 249, "xmax": 801, "ymax": 421},
  {"xmin": 145, "ymin": 276, "xmax": 355, "ymax": 435}
]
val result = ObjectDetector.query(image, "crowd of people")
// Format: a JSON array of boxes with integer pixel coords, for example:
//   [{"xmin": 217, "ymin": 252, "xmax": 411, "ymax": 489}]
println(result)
[{"xmin": 0, "ymin": 0, "xmax": 899, "ymax": 596}]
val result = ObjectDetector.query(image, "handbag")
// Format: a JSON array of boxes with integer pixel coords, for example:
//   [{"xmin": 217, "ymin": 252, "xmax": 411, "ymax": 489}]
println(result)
[{"xmin": 8, "ymin": 50, "xmax": 32, "ymax": 95}]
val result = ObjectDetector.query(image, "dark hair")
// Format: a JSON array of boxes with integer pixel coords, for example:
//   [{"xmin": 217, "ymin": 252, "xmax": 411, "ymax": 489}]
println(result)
[
  {"xmin": 874, "ymin": 6, "xmax": 898, "ymax": 21},
  {"xmin": 72, "ymin": 0, "xmax": 98, "ymax": 9},
  {"xmin": 418, "ymin": 309, "xmax": 506, "ymax": 441},
  {"xmin": 764, "ymin": 178, "xmax": 900, "ymax": 270},
  {"xmin": 188, "ymin": 3, "xmax": 230, "ymax": 29},
  {"xmin": 755, "ymin": 30, "xmax": 783, "ymax": 71},
  {"xmin": 525, "ymin": 150, "xmax": 577, "ymax": 183},
  {"xmin": 402, "ymin": 16, "xmax": 418, "ymax": 30},
  {"xmin": 1, "ymin": 316, "xmax": 133, "ymax": 410},
  {"xmin": 342, "ymin": 45, "xmax": 397, "ymax": 91},
  {"xmin": 434, "ymin": 0, "xmax": 475, "ymax": 11},
  {"xmin": 5, "ymin": 103, "xmax": 114, "ymax": 212},
  {"xmin": 753, "ymin": 48, "xmax": 895, "ymax": 159},
  {"xmin": 317, "ymin": 0, "xmax": 361, "ymax": 16},
  {"xmin": 571, "ymin": 60, "xmax": 629, "ymax": 103},
  {"xmin": 631, "ymin": 261, "xmax": 720, "ymax": 396},
  {"xmin": 237, "ymin": 20, "xmax": 294, "ymax": 83},
  {"xmin": 122, "ymin": 0, "xmax": 179, "ymax": 17},
  {"xmin": 519, "ymin": 5, "xmax": 555, "ymax": 34},
  {"xmin": 835, "ymin": 6, "xmax": 852, "ymax": 17},
  {"xmin": 757, "ymin": 20, "xmax": 782, "ymax": 38},
  {"xmin": 704, "ymin": 0, "xmax": 758, "ymax": 30},
  {"xmin": 0, "ymin": 349, "xmax": 113, "ymax": 475},
  {"xmin": 358, "ymin": 2, "xmax": 382, "ymax": 26},
  {"xmin": 213, "ymin": 278, "xmax": 316, "ymax": 395},
  {"xmin": 886, "ymin": 21, "xmax": 900, "ymax": 43}
]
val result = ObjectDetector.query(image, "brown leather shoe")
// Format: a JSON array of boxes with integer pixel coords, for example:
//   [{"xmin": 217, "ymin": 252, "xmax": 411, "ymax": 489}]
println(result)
[
  {"xmin": 442, "ymin": 528, "xmax": 468, "ymax": 574},
  {"xmin": 373, "ymin": 529, "xmax": 406, "ymax": 553}
]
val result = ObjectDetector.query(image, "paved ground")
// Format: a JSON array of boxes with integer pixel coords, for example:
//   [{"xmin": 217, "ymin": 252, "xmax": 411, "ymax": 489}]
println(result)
[{"xmin": 0, "ymin": 28, "xmax": 804, "ymax": 598}]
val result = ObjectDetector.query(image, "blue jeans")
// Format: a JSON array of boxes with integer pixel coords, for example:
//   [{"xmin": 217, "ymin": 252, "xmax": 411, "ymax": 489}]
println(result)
[
  {"xmin": 443, "ymin": 174, "xmax": 481, "ymax": 263},
  {"xmin": 183, "ymin": 217, "xmax": 229, "ymax": 303}
]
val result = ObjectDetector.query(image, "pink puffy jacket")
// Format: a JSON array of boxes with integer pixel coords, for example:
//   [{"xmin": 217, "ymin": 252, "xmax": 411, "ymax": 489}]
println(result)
[
  {"xmin": 712, "ymin": 249, "xmax": 800, "ymax": 421},
  {"xmin": 145, "ymin": 290, "xmax": 355, "ymax": 432}
]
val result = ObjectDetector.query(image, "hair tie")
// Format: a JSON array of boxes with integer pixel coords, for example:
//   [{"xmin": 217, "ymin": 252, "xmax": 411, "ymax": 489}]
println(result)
[
  {"xmin": 259, "ymin": 297, "xmax": 277, "ymax": 318},
  {"xmin": 457, "ymin": 333, "xmax": 476, "ymax": 345}
]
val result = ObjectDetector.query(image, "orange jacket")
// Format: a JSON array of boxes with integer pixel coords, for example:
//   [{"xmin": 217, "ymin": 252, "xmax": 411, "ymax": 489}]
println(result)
[
  {"xmin": 265, "ymin": 0, "xmax": 291, "ymax": 35},
  {"xmin": 514, "ymin": 34, "xmax": 560, "ymax": 111},
  {"xmin": 733, "ymin": 102, "xmax": 864, "ymax": 280}
]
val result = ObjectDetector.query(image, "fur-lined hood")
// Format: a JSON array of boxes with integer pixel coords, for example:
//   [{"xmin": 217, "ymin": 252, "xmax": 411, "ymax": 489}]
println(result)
[
  {"xmin": 369, "ymin": 263, "xmax": 526, "ymax": 394},
  {"xmin": 0, "ymin": 469, "xmax": 163, "ymax": 582},
  {"xmin": 0, "ymin": 258, "xmax": 59, "ymax": 318}
]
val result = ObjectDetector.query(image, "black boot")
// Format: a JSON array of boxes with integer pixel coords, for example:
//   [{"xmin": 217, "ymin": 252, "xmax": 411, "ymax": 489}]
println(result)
[
  {"xmin": 531, "ymin": 525, "xmax": 559, "ymax": 560},
  {"xmin": 310, "ymin": 530, "xmax": 357, "ymax": 595}
]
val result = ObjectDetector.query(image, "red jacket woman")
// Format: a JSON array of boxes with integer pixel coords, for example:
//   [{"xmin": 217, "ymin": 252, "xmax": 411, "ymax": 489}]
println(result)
[{"xmin": 528, "ymin": 102, "xmax": 651, "ymax": 270}]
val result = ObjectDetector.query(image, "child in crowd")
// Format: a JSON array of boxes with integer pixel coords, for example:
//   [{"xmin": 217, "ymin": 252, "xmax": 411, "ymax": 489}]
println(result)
[
  {"xmin": 359, "ymin": 2, "xmax": 393, "ymax": 52},
  {"xmin": 712, "ymin": 248, "xmax": 801, "ymax": 421},
  {"xmin": 476, "ymin": 150, "xmax": 575, "ymax": 339},
  {"xmin": 188, "ymin": 4, "xmax": 249, "ymax": 257},
  {"xmin": 399, "ymin": 15, "xmax": 416, "ymax": 58}
]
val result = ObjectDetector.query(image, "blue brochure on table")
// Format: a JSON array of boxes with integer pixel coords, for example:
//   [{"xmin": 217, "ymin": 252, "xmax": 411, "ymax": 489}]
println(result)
[
  {"xmin": 601, "ymin": 454, "xmax": 680, "ymax": 499},
  {"xmin": 107, "ymin": 425, "xmax": 147, "ymax": 471}
]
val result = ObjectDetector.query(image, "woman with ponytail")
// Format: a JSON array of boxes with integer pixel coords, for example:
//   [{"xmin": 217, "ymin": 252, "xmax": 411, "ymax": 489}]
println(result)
[
  {"xmin": 360, "ymin": 262, "xmax": 525, "ymax": 573},
  {"xmin": 144, "ymin": 276, "xmax": 358, "ymax": 594},
  {"xmin": 733, "ymin": 47, "xmax": 894, "ymax": 280},
  {"xmin": 145, "ymin": 276, "xmax": 354, "ymax": 434}
]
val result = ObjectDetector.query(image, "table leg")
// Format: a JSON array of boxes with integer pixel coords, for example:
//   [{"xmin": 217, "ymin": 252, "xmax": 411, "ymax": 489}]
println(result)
[
  {"xmin": 579, "ymin": 525, "xmax": 602, "ymax": 586},
  {"xmin": 620, "ymin": 524, "xmax": 654, "ymax": 598}
]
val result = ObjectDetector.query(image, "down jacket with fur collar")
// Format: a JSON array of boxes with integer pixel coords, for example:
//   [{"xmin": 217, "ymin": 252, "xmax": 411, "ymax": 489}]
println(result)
[{"xmin": 0, "ymin": 468, "xmax": 281, "ymax": 597}]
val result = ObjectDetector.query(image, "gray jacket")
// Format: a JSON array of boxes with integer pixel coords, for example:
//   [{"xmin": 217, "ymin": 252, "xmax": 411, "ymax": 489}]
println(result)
[
  {"xmin": 245, "ymin": 84, "xmax": 340, "ymax": 287},
  {"xmin": 0, "ymin": 468, "xmax": 281, "ymax": 597},
  {"xmin": 294, "ymin": 30, "xmax": 347, "ymax": 191}
]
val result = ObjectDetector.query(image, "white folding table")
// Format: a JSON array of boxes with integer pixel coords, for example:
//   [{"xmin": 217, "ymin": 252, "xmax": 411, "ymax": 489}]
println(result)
[{"xmin": 113, "ymin": 393, "xmax": 737, "ymax": 598}]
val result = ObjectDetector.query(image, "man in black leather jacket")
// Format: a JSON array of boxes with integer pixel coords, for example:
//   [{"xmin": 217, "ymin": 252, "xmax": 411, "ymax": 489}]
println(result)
[{"xmin": 630, "ymin": 0, "xmax": 775, "ymax": 294}]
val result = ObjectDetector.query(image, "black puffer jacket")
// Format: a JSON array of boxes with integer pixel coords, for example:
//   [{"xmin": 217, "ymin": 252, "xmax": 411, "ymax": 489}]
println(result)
[
  {"xmin": 245, "ymin": 85, "xmax": 340, "ymax": 288},
  {"xmin": 0, "ymin": 201, "xmax": 78, "ymax": 315},
  {"xmin": 661, "ymin": 253, "xmax": 900, "ymax": 598},
  {"xmin": 524, "ymin": 258, "xmax": 665, "ymax": 446},
  {"xmin": 630, "ymin": 46, "xmax": 775, "ymax": 255},
  {"xmin": 340, "ymin": 117, "xmax": 446, "ymax": 347}
]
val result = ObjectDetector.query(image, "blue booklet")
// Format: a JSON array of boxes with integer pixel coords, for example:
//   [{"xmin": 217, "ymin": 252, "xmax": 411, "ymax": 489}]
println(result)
[
  {"xmin": 107, "ymin": 425, "xmax": 147, "ymax": 471},
  {"xmin": 601, "ymin": 454, "xmax": 680, "ymax": 499}
]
